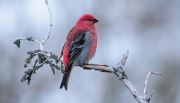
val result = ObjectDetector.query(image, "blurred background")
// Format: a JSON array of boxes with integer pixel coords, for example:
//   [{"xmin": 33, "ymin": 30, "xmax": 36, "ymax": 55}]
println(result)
[{"xmin": 0, "ymin": 0, "xmax": 180, "ymax": 103}]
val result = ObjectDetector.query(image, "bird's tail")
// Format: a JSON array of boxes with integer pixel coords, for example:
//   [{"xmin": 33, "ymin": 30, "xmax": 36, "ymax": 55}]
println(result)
[{"xmin": 60, "ymin": 63, "xmax": 73, "ymax": 90}]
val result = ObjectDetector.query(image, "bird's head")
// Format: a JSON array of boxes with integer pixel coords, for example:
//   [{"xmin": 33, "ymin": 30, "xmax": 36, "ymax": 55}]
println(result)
[{"xmin": 76, "ymin": 14, "xmax": 98, "ymax": 27}]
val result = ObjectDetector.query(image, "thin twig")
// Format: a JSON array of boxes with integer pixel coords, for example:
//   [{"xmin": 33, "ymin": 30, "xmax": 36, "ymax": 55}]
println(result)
[
  {"xmin": 146, "ymin": 90, "xmax": 155, "ymax": 102},
  {"xmin": 21, "ymin": 58, "xmax": 49, "ymax": 85},
  {"xmin": 151, "ymin": 72, "xmax": 162, "ymax": 75},
  {"xmin": 116, "ymin": 50, "xmax": 129, "ymax": 79},
  {"xmin": 143, "ymin": 71, "xmax": 162, "ymax": 102},
  {"xmin": 19, "ymin": 38, "xmax": 40, "ymax": 45},
  {"xmin": 42, "ymin": 0, "xmax": 53, "ymax": 46},
  {"xmin": 117, "ymin": 50, "xmax": 129, "ymax": 71},
  {"xmin": 14, "ymin": 37, "xmax": 41, "ymax": 48},
  {"xmin": 82, "ymin": 64, "xmax": 114, "ymax": 73},
  {"xmin": 14, "ymin": 0, "xmax": 53, "ymax": 50},
  {"xmin": 117, "ymin": 51, "xmax": 145, "ymax": 103},
  {"xmin": 144, "ymin": 71, "xmax": 152, "ymax": 98}
]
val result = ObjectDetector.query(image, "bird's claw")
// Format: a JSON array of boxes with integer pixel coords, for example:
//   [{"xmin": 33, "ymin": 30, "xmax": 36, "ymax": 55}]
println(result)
[
  {"xmin": 61, "ymin": 67, "xmax": 69, "ymax": 75},
  {"xmin": 60, "ymin": 64, "xmax": 66, "ymax": 74}
]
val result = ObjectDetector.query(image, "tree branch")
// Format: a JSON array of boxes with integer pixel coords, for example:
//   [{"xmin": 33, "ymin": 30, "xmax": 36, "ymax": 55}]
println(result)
[
  {"xmin": 82, "ymin": 51, "xmax": 162, "ymax": 103},
  {"xmin": 13, "ymin": 37, "xmax": 40, "ymax": 48},
  {"xmin": 82, "ymin": 51, "xmax": 146, "ymax": 103},
  {"xmin": 42, "ymin": 0, "xmax": 53, "ymax": 46},
  {"xmin": 143, "ymin": 71, "xmax": 162, "ymax": 102},
  {"xmin": 21, "ymin": 49, "xmax": 61, "ymax": 85}
]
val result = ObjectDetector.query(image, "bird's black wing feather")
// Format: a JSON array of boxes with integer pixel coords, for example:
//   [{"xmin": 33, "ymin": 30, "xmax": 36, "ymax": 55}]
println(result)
[
  {"xmin": 65, "ymin": 30, "xmax": 87, "ymax": 68},
  {"xmin": 60, "ymin": 30, "xmax": 87, "ymax": 90}
]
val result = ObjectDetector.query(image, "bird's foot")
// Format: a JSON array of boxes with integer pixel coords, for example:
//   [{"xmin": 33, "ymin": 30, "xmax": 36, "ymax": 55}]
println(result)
[
  {"xmin": 60, "ymin": 67, "xmax": 65, "ymax": 74},
  {"xmin": 61, "ymin": 68, "xmax": 69, "ymax": 74}
]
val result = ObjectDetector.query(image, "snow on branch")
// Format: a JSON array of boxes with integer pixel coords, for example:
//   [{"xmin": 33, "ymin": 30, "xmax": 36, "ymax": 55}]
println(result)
[{"xmin": 13, "ymin": 0, "xmax": 162, "ymax": 103}]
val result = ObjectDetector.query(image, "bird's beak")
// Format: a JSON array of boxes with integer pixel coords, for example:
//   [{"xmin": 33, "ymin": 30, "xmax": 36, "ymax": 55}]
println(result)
[{"xmin": 93, "ymin": 18, "xmax": 98, "ymax": 23}]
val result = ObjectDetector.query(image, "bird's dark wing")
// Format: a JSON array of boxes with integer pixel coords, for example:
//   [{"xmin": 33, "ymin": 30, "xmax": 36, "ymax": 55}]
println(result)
[
  {"xmin": 65, "ymin": 30, "xmax": 87, "ymax": 68},
  {"xmin": 60, "ymin": 30, "xmax": 88, "ymax": 90}
]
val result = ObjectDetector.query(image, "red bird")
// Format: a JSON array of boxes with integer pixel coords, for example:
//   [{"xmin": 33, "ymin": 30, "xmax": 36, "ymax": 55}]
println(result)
[{"xmin": 59, "ymin": 14, "xmax": 98, "ymax": 90}]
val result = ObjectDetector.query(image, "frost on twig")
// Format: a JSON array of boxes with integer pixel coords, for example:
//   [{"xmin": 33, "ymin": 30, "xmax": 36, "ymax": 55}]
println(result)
[
  {"xmin": 21, "ymin": 49, "xmax": 61, "ymax": 85},
  {"xmin": 13, "ymin": 37, "xmax": 39, "ymax": 48}
]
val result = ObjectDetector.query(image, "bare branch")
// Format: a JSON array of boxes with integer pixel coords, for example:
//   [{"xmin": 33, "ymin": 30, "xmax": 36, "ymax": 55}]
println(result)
[
  {"xmin": 82, "ymin": 50, "xmax": 129, "ymax": 76},
  {"xmin": 81, "ymin": 51, "xmax": 162, "ymax": 103},
  {"xmin": 81, "ymin": 51, "xmax": 146, "ymax": 103},
  {"xmin": 117, "ymin": 50, "xmax": 129, "ymax": 79},
  {"xmin": 146, "ymin": 90, "xmax": 155, "ymax": 102},
  {"xmin": 82, "ymin": 64, "xmax": 114, "ymax": 73},
  {"xmin": 151, "ymin": 72, "xmax": 162, "ymax": 75},
  {"xmin": 143, "ymin": 71, "xmax": 162, "ymax": 102},
  {"xmin": 121, "ymin": 79, "xmax": 145, "ymax": 103},
  {"xmin": 114, "ymin": 51, "xmax": 145, "ymax": 103},
  {"xmin": 19, "ymin": 37, "xmax": 40, "ymax": 45},
  {"xmin": 117, "ymin": 50, "xmax": 129, "ymax": 70},
  {"xmin": 144, "ymin": 71, "xmax": 152, "ymax": 98},
  {"xmin": 41, "ymin": 0, "xmax": 53, "ymax": 46},
  {"xmin": 13, "ymin": 37, "xmax": 40, "ymax": 48}
]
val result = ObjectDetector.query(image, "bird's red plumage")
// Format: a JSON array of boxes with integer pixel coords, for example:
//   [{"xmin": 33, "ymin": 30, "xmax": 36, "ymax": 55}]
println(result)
[
  {"xmin": 60, "ymin": 14, "xmax": 98, "ymax": 90},
  {"xmin": 63, "ymin": 14, "xmax": 97, "ymax": 67}
]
